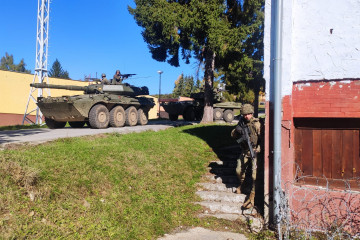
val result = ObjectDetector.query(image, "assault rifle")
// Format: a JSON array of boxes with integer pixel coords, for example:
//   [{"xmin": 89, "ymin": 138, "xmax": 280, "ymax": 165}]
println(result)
[
  {"xmin": 235, "ymin": 117, "xmax": 256, "ymax": 159},
  {"xmin": 120, "ymin": 74, "xmax": 136, "ymax": 79}
]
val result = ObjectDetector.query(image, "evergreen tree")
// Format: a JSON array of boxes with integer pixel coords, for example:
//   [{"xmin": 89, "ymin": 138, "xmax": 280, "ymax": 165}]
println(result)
[
  {"xmin": 129, "ymin": 0, "xmax": 246, "ymax": 122},
  {"xmin": 0, "ymin": 52, "xmax": 31, "ymax": 73},
  {"xmin": 172, "ymin": 74, "xmax": 184, "ymax": 98},
  {"xmin": 219, "ymin": 0, "xmax": 265, "ymax": 113},
  {"xmin": 172, "ymin": 74, "xmax": 198, "ymax": 98},
  {"xmin": 129, "ymin": 0, "xmax": 264, "ymax": 122},
  {"xmin": 48, "ymin": 59, "xmax": 70, "ymax": 79},
  {"xmin": 183, "ymin": 75, "xmax": 194, "ymax": 97}
]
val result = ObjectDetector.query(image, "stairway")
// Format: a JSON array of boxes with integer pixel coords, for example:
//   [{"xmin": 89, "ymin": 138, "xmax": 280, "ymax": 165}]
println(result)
[{"xmin": 195, "ymin": 145, "xmax": 263, "ymax": 232}]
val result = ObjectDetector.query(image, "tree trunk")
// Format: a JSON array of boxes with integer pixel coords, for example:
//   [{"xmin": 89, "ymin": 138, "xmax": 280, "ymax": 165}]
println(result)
[{"xmin": 201, "ymin": 49, "xmax": 215, "ymax": 123}]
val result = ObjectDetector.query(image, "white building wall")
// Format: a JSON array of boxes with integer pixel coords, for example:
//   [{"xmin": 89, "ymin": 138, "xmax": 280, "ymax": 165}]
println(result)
[{"xmin": 264, "ymin": 0, "xmax": 360, "ymax": 100}]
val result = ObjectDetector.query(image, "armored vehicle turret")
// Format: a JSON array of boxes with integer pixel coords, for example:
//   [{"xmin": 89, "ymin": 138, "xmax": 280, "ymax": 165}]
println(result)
[
  {"xmin": 31, "ymin": 82, "xmax": 155, "ymax": 129},
  {"xmin": 162, "ymin": 84, "xmax": 241, "ymax": 122}
]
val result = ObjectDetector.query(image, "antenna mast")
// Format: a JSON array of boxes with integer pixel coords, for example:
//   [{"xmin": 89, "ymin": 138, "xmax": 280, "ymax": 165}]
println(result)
[{"xmin": 23, "ymin": 0, "xmax": 50, "ymax": 125}]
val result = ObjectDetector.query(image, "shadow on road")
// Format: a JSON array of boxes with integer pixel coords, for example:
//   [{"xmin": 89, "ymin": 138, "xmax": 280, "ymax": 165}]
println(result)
[{"xmin": 0, "ymin": 128, "xmax": 50, "ymax": 145}]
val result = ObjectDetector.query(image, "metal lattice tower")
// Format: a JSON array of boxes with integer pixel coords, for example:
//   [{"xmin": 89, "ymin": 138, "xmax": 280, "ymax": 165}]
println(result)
[{"xmin": 23, "ymin": 0, "xmax": 50, "ymax": 125}]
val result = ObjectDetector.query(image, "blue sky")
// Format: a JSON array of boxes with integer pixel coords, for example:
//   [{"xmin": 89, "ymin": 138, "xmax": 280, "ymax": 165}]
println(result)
[{"xmin": 0, "ymin": 0, "xmax": 199, "ymax": 95}]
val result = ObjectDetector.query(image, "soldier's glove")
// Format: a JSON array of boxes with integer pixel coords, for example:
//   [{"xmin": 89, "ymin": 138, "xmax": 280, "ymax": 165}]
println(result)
[
  {"xmin": 231, "ymin": 125, "xmax": 243, "ymax": 139},
  {"xmin": 235, "ymin": 125, "xmax": 243, "ymax": 135}
]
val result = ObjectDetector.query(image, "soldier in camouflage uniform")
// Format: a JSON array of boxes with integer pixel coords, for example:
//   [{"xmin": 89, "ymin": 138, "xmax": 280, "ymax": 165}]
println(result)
[
  {"xmin": 100, "ymin": 73, "xmax": 110, "ymax": 85},
  {"xmin": 112, "ymin": 70, "xmax": 122, "ymax": 84},
  {"xmin": 231, "ymin": 104, "xmax": 261, "ymax": 209}
]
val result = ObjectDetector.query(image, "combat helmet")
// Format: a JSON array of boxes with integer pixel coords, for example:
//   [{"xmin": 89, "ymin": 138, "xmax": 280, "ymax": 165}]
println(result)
[
  {"xmin": 101, "ymin": 73, "xmax": 106, "ymax": 77},
  {"xmin": 241, "ymin": 104, "xmax": 254, "ymax": 115}
]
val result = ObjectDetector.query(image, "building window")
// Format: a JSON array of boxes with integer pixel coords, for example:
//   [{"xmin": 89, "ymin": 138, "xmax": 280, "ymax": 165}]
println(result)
[{"xmin": 294, "ymin": 118, "xmax": 360, "ymax": 189}]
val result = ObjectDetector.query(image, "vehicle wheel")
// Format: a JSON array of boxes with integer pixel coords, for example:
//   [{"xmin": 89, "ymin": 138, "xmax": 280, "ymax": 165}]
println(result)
[
  {"xmin": 125, "ymin": 106, "xmax": 138, "ymax": 126},
  {"xmin": 223, "ymin": 109, "xmax": 234, "ymax": 123},
  {"xmin": 213, "ymin": 108, "xmax": 223, "ymax": 120},
  {"xmin": 45, "ymin": 117, "xmax": 66, "ymax": 129},
  {"xmin": 89, "ymin": 104, "xmax": 110, "ymax": 129},
  {"xmin": 68, "ymin": 121, "xmax": 85, "ymax": 128},
  {"xmin": 137, "ymin": 108, "xmax": 148, "ymax": 125},
  {"xmin": 109, "ymin": 106, "xmax": 126, "ymax": 127},
  {"xmin": 169, "ymin": 114, "xmax": 178, "ymax": 121},
  {"xmin": 183, "ymin": 107, "xmax": 195, "ymax": 121}
]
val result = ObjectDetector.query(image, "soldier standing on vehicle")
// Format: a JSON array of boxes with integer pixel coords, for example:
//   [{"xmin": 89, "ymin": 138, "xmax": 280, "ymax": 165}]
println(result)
[
  {"xmin": 100, "ymin": 73, "xmax": 110, "ymax": 84},
  {"xmin": 112, "ymin": 70, "xmax": 122, "ymax": 84},
  {"xmin": 231, "ymin": 104, "xmax": 261, "ymax": 209}
]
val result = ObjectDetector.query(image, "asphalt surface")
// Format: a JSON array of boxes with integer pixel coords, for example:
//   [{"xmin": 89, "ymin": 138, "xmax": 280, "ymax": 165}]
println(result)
[{"xmin": 0, "ymin": 120, "xmax": 182, "ymax": 149}]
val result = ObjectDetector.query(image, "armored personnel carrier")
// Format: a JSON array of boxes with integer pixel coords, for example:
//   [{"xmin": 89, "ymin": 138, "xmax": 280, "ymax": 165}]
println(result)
[
  {"xmin": 162, "ymin": 85, "xmax": 241, "ymax": 123},
  {"xmin": 31, "ymin": 82, "xmax": 155, "ymax": 129}
]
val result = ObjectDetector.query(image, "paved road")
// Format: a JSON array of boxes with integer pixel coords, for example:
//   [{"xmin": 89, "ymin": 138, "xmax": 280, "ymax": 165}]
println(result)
[{"xmin": 0, "ymin": 120, "xmax": 185, "ymax": 149}]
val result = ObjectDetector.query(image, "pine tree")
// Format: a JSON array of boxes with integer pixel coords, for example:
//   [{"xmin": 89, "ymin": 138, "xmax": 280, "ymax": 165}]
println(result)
[
  {"xmin": 48, "ymin": 59, "xmax": 70, "ymax": 79},
  {"xmin": 129, "ymin": 1, "xmax": 244, "ymax": 122},
  {"xmin": 129, "ymin": 0, "xmax": 264, "ymax": 122},
  {"xmin": 172, "ymin": 74, "xmax": 184, "ymax": 98},
  {"xmin": 0, "ymin": 52, "xmax": 31, "ymax": 73}
]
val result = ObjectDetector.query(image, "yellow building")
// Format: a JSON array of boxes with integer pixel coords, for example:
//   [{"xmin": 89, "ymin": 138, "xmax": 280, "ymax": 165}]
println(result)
[{"xmin": 0, "ymin": 70, "xmax": 158, "ymax": 126}]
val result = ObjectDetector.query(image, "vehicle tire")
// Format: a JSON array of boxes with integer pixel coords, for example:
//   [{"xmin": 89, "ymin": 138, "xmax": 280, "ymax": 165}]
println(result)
[
  {"xmin": 137, "ymin": 108, "xmax": 148, "ymax": 125},
  {"xmin": 68, "ymin": 121, "xmax": 85, "ymax": 128},
  {"xmin": 169, "ymin": 114, "xmax": 178, "ymax": 121},
  {"xmin": 89, "ymin": 104, "xmax": 110, "ymax": 129},
  {"xmin": 109, "ymin": 106, "xmax": 126, "ymax": 127},
  {"xmin": 183, "ymin": 107, "xmax": 195, "ymax": 121},
  {"xmin": 45, "ymin": 117, "xmax": 66, "ymax": 129},
  {"xmin": 223, "ymin": 109, "xmax": 234, "ymax": 123},
  {"xmin": 125, "ymin": 106, "xmax": 138, "ymax": 126},
  {"xmin": 138, "ymin": 108, "xmax": 149, "ymax": 125},
  {"xmin": 213, "ymin": 108, "xmax": 223, "ymax": 120}
]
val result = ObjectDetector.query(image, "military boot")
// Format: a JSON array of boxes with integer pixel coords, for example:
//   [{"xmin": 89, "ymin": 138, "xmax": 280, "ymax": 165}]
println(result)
[
  {"xmin": 242, "ymin": 192, "xmax": 255, "ymax": 209},
  {"xmin": 235, "ymin": 179, "xmax": 243, "ymax": 194}
]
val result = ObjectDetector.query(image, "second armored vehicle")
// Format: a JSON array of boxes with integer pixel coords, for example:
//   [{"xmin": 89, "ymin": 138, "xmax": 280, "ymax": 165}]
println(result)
[
  {"xmin": 31, "ymin": 82, "xmax": 155, "ymax": 129},
  {"xmin": 162, "ymin": 86, "xmax": 242, "ymax": 123}
]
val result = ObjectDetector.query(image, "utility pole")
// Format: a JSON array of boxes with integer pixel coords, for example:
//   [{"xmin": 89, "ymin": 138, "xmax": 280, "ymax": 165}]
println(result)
[
  {"xmin": 23, "ymin": 0, "xmax": 50, "ymax": 125},
  {"xmin": 157, "ymin": 70, "xmax": 163, "ymax": 118}
]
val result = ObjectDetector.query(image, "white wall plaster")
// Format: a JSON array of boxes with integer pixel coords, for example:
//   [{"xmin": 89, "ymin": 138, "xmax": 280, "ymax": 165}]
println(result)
[{"xmin": 264, "ymin": 0, "xmax": 360, "ymax": 100}]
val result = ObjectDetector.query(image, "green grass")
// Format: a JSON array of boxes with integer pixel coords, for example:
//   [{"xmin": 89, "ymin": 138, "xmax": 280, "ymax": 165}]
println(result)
[
  {"xmin": 0, "ymin": 124, "xmax": 47, "ymax": 131},
  {"xmin": 1, "ymin": 124, "xmax": 257, "ymax": 239}
]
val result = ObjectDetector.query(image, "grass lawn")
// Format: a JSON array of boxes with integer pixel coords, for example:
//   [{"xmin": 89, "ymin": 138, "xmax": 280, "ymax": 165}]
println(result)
[{"xmin": 0, "ymin": 124, "xmax": 270, "ymax": 239}]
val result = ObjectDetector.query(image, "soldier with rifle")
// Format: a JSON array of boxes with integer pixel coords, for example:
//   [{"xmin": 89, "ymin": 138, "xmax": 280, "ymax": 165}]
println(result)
[
  {"xmin": 112, "ymin": 70, "xmax": 123, "ymax": 84},
  {"xmin": 112, "ymin": 70, "xmax": 136, "ymax": 84},
  {"xmin": 231, "ymin": 104, "xmax": 261, "ymax": 209}
]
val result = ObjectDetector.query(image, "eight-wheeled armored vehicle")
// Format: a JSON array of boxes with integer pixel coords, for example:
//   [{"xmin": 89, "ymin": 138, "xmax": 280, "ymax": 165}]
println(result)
[
  {"xmin": 162, "ymin": 86, "xmax": 241, "ymax": 123},
  {"xmin": 31, "ymin": 82, "xmax": 155, "ymax": 129}
]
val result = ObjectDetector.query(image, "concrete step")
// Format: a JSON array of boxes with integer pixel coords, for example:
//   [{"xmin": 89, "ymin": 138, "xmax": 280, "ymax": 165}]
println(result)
[
  {"xmin": 197, "ymin": 182, "xmax": 238, "ymax": 193},
  {"xmin": 204, "ymin": 174, "xmax": 240, "ymax": 184},
  {"xmin": 196, "ymin": 201, "xmax": 253, "ymax": 215},
  {"xmin": 213, "ymin": 153, "xmax": 239, "ymax": 160},
  {"xmin": 208, "ymin": 167, "xmax": 237, "ymax": 176},
  {"xmin": 208, "ymin": 160, "xmax": 237, "ymax": 168},
  {"xmin": 196, "ymin": 190, "xmax": 246, "ymax": 203},
  {"xmin": 199, "ymin": 213, "xmax": 263, "ymax": 233},
  {"xmin": 198, "ymin": 213, "xmax": 241, "ymax": 221}
]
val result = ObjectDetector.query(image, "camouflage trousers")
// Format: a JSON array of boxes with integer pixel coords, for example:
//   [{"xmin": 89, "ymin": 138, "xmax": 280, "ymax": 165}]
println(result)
[{"xmin": 236, "ymin": 149, "xmax": 258, "ymax": 194}]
